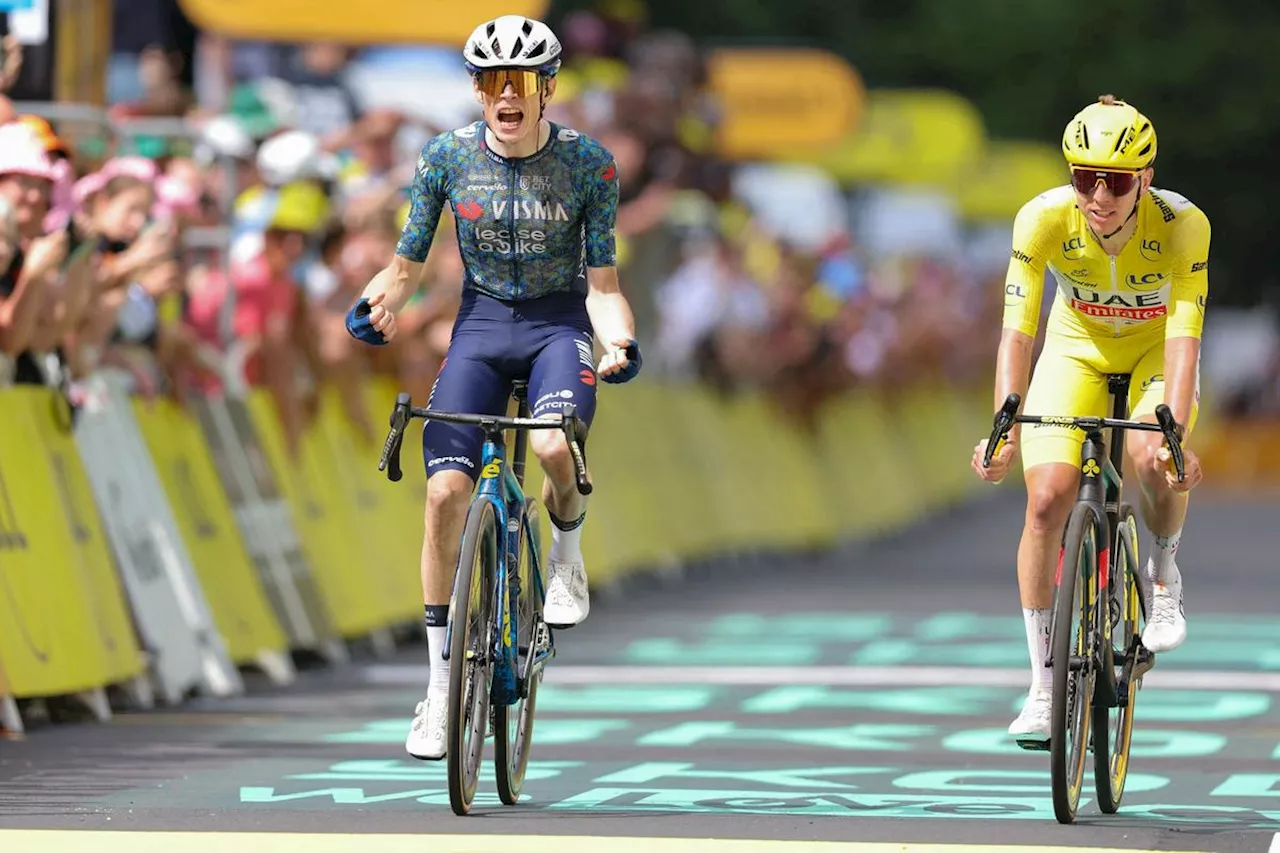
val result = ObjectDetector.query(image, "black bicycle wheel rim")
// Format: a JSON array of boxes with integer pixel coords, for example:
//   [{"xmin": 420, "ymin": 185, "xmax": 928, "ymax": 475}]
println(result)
[
  {"xmin": 1094, "ymin": 504, "xmax": 1140, "ymax": 813},
  {"xmin": 495, "ymin": 499, "xmax": 542, "ymax": 804},
  {"xmin": 1052, "ymin": 501, "xmax": 1097, "ymax": 825},
  {"xmin": 447, "ymin": 499, "xmax": 497, "ymax": 816}
]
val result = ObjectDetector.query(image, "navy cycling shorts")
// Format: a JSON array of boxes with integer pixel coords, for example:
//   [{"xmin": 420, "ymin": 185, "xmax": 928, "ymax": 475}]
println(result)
[{"xmin": 422, "ymin": 288, "xmax": 597, "ymax": 479}]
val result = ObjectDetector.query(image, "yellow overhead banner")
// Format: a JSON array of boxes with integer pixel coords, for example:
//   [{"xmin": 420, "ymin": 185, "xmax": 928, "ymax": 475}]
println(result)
[
  {"xmin": 706, "ymin": 48, "xmax": 866, "ymax": 161},
  {"xmin": 790, "ymin": 88, "xmax": 988, "ymax": 187},
  {"xmin": 953, "ymin": 139, "xmax": 1069, "ymax": 222},
  {"xmin": 176, "ymin": 0, "xmax": 548, "ymax": 45}
]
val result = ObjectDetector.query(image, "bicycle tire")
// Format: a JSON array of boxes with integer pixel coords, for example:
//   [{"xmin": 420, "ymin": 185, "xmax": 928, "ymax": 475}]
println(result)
[
  {"xmin": 1093, "ymin": 503, "xmax": 1141, "ymax": 813},
  {"xmin": 1051, "ymin": 501, "xmax": 1100, "ymax": 825},
  {"xmin": 447, "ymin": 498, "xmax": 498, "ymax": 817},
  {"xmin": 495, "ymin": 498, "xmax": 544, "ymax": 805}
]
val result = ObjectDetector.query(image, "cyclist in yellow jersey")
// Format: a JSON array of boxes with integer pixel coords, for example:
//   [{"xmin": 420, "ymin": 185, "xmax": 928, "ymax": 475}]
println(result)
[{"xmin": 970, "ymin": 94, "xmax": 1207, "ymax": 745}]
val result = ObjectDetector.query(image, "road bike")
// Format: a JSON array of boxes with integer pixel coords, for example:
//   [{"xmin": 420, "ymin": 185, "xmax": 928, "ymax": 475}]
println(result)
[
  {"xmin": 982, "ymin": 373, "xmax": 1186, "ymax": 824},
  {"xmin": 378, "ymin": 379, "xmax": 591, "ymax": 816}
]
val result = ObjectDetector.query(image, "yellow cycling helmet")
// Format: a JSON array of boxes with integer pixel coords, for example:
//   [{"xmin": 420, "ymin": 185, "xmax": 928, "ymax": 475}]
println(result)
[{"xmin": 1061, "ymin": 95, "xmax": 1157, "ymax": 171}]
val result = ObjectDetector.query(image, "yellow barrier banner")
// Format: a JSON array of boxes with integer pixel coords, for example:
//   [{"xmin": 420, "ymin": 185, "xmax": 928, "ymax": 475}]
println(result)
[
  {"xmin": 133, "ymin": 398, "xmax": 289, "ymax": 666},
  {"xmin": 952, "ymin": 140, "xmax": 1069, "ymax": 222},
  {"xmin": 707, "ymin": 48, "xmax": 866, "ymax": 161},
  {"xmin": 245, "ymin": 391, "xmax": 389, "ymax": 639},
  {"xmin": 30, "ymin": 392, "xmax": 144, "ymax": 686},
  {"xmin": 357, "ymin": 380, "xmax": 993, "ymax": 600},
  {"xmin": 313, "ymin": 388, "xmax": 420, "ymax": 624},
  {"xmin": 793, "ymin": 88, "xmax": 988, "ymax": 187},
  {"xmin": 0, "ymin": 388, "xmax": 108, "ymax": 698},
  {"xmin": 176, "ymin": 0, "xmax": 547, "ymax": 45},
  {"xmin": 364, "ymin": 379, "xmax": 429, "ymax": 593}
]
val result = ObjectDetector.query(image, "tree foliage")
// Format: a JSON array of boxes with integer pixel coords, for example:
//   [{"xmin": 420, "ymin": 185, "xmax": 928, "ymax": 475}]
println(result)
[{"xmin": 549, "ymin": 0, "xmax": 1280, "ymax": 305}]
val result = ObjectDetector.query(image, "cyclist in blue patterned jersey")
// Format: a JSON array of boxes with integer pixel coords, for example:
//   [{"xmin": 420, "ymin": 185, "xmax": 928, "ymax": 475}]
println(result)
[{"xmin": 343, "ymin": 14, "xmax": 643, "ymax": 763}]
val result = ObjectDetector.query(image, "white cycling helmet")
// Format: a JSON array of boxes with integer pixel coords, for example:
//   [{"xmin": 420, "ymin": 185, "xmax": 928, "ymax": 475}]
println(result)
[{"xmin": 463, "ymin": 15, "xmax": 562, "ymax": 75}]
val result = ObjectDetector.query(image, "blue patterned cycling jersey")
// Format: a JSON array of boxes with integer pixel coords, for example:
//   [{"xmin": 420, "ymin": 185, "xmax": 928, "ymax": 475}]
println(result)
[{"xmin": 394, "ymin": 120, "xmax": 620, "ymax": 301}]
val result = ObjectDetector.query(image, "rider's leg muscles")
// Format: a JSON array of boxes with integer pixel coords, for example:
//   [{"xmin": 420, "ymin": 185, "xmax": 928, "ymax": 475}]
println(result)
[
  {"xmin": 1008, "ymin": 342, "xmax": 1107, "ymax": 738},
  {"xmin": 1018, "ymin": 462, "xmax": 1080, "ymax": 689},
  {"xmin": 526, "ymin": 319, "xmax": 598, "ymax": 626},
  {"xmin": 1126, "ymin": 346, "xmax": 1199, "ymax": 652}
]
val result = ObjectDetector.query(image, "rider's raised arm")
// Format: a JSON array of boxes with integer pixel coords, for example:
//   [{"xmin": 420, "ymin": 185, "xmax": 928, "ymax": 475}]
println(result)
[{"xmin": 362, "ymin": 136, "xmax": 453, "ymax": 314}]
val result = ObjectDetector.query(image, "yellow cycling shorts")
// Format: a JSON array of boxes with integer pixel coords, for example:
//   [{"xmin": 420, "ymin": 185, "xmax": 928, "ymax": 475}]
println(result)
[{"xmin": 1020, "ymin": 333, "xmax": 1201, "ymax": 471}]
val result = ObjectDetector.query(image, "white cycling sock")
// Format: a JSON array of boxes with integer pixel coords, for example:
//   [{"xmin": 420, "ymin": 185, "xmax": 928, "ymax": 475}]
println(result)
[
  {"xmin": 549, "ymin": 509, "xmax": 585, "ymax": 564},
  {"xmin": 1023, "ymin": 607, "xmax": 1053, "ymax": 695},
  {"xmin": 1148, "ymin": 529, "xmax": 1181, "ymax": 585},
  {"xmin": 425, "ymin": 605, "xmax": 449, "ymax": 695}
]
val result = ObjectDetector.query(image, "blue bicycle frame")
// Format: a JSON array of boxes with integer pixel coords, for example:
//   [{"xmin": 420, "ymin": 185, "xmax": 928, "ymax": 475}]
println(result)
[{"xmin": 444, "ymin": 428, "xmax": 551, "ymax": 707}]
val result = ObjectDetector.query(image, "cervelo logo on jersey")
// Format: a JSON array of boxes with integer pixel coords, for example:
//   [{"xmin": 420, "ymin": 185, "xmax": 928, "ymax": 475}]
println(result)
[{"xmin": 1069, "ymin": 287, "xmax": 1167, "ymax": 321}]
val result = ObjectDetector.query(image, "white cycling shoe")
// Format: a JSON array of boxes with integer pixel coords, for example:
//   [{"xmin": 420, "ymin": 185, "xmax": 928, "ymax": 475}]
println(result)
[
  {"xmin": 1009, "ymin": 689, "xmax": 1052, "ymax": 747},
  {"xmin": 543, "ymin": 559, "xmax": 590, "ymax": 628},
  {"xmin": 405, "ymin": 690, "xmax": 448, "ymax": 761},
  {"xmin": 1142, "ymin": 567, "xmax": 1187, "ymax": 653}
]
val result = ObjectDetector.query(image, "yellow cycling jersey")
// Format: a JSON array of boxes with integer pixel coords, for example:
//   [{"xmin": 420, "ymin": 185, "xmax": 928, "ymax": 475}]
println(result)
[{"xmin": 1002, "ymin": 185, "xmax": 1210, "ymax": 342}]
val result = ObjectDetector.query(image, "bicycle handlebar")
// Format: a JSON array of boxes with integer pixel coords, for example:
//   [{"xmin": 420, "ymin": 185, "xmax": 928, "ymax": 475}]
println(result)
[
  {"xmin": 982, "ymin": 392, "xmax": 1186, "ymax": 482},
  {"xmin": 377, "ymin": 392, "xmax": 593, "ymax": 495}
]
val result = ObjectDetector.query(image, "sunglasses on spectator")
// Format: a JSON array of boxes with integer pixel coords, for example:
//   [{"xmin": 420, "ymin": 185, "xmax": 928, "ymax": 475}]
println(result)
[
  {"xmin": 1070, "ymin": 167, "xmax": 1142, "ymax": 196},
  {"xmin": 474, "ymin": 69, "xmax": 546, "ymax": 98}
]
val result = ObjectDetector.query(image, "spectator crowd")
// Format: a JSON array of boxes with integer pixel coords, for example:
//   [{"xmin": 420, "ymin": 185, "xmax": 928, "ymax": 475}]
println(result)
[{"xmin": 0, "ymin": 2, "xmax": 1010, "ymax": 451}]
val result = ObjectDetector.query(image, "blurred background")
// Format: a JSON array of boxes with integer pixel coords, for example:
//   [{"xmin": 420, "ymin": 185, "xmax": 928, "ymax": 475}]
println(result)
[
  {"xmin": 2, "ymin": 0, "xmax": 1278, "ymax": 436},
  {"xmin": 1, "ymin": 0, "xmax": 1279, "ymax": 728}
]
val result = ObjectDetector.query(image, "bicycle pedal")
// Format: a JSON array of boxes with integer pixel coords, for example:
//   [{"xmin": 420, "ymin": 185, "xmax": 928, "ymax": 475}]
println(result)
[{"xmin": 1015, "ymin": 737, "xmax": 1051, "ymax": 752}]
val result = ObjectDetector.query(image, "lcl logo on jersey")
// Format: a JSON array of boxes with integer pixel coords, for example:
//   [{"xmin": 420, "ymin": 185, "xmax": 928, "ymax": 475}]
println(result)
[
  {"xmin": 1126, "ymin": 271, "xmax": 1167, "ymax": 290},
  {"xmin": 1062, "ymin": 237, "xmax": 1086, "ymax": 259},
  {"xmin": 1140, "ymin": 238, "xmax": 1162, "ymax": 261}
]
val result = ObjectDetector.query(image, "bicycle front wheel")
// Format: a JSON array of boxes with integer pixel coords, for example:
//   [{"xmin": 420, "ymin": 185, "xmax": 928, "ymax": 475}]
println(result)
[
  {"xmin": 447, "ymin": 498, "xmax": 498, "ymax": 816},
  {"xmin": 1093, "ymin": 503, "xmax": 1141, "ymax": 813},
  {"xmin": 1051, "ymin": 501, "xmax": 1100, "ymax": 825},
  {"xmin": 495, "ymin": 498, "xmax": 545, "ymax": 805}
]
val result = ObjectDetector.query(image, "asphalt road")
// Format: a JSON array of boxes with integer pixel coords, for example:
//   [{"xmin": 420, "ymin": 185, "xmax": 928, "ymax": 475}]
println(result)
[{"xmin": 3, "ymin": 486, "xmax": 1280, "ymax": 853}]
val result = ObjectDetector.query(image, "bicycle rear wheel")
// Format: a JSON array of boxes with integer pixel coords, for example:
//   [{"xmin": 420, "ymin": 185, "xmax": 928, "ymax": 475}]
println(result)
[
  {"xmin": 1051, "ymin": 501, "xmax": 1100, "ymax": 825},
  {"xmin": 1093, "ymin": 503, "xmax": 1141, "ymax": 813},
  {"xmin": 447, "ymin": 498, "xmax": 498, "ymax": 816},
  {"xmin": 495, "ymin": 498, "xmax": 545, "ymax": 805}
]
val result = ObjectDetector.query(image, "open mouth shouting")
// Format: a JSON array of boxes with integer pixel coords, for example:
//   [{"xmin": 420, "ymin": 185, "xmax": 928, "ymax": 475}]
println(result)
[{"xmin": 496, "ymin": 106, "xmax": 525, "ymax": 135}]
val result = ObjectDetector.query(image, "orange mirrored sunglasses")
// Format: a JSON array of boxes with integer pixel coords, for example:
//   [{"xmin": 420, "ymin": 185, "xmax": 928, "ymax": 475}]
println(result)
[{"xmin": 474, "ymin": 68, "xmax": 545, "ymax": 98}]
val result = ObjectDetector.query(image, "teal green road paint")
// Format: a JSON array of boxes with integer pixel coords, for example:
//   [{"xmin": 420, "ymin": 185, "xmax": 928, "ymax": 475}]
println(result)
[
  {"xmin": 637, "ymin": 721, "xmax": 933, "ymax": 751},
  {"xmin": 239, "ymin": 787, "xmax": 517, "ymax": 808},
  {"xmin": 942, "ymin": 727, "xmax": 1228, "ymax": 758},
  {"xmin": 1133, "ymin": 691, "xmax": 1270, "ymax": 722},
  {"xmin": 536, "ymin": 685, "xmax": 717, "ymax": 713},
  {"xmin": 708, "ymin": 614, "xmax": 892, "ymax": 641},
  {"xmin": 285, "ymin": 760, "xmax": 581, "ymax": 782},
  {"xmin": 546, "ymin": 787, "xmax": 1061, "ymax": 820},
  {"xmin": 623, "ymin": 638, "xmax": 817, "ymax": 665},
  {"xmin": 636, "ymin": 613, "xmax": 1280, "ymax": 671},
  {"xmin": 743, "ymin": 686, "xmax": 999, "ymax": 716},
  {"xmin": 1210, "ymin": 774, "xmax": 1280, "ymax": 797},
  {"xmin": 323, "ymin": 718, "xmax": 628, "ymax": 745},
  {"xmin": 592, "ymin": 763, "xmax": 892, "ymax": 790},
  {"xmin": 891, "ymin": 769, "xmax": 1169, "ymax": 794}
]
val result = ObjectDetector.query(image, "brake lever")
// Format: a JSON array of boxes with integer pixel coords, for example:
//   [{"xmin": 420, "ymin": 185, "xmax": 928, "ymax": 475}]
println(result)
[
  {"xmin": 983, "ymin": 393, "xmax": 1021, "ymax": 468},
  {"xmin": 1154, "ymin": 404, "xmax": 1186, "ymax": 483},
  {"xmin": 379, "ymin": 392, "xmax": 411, "ymax": 482},
  {"xmin": 559, "ymin": 405, "xmax": 592, "ymax": 496}
]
